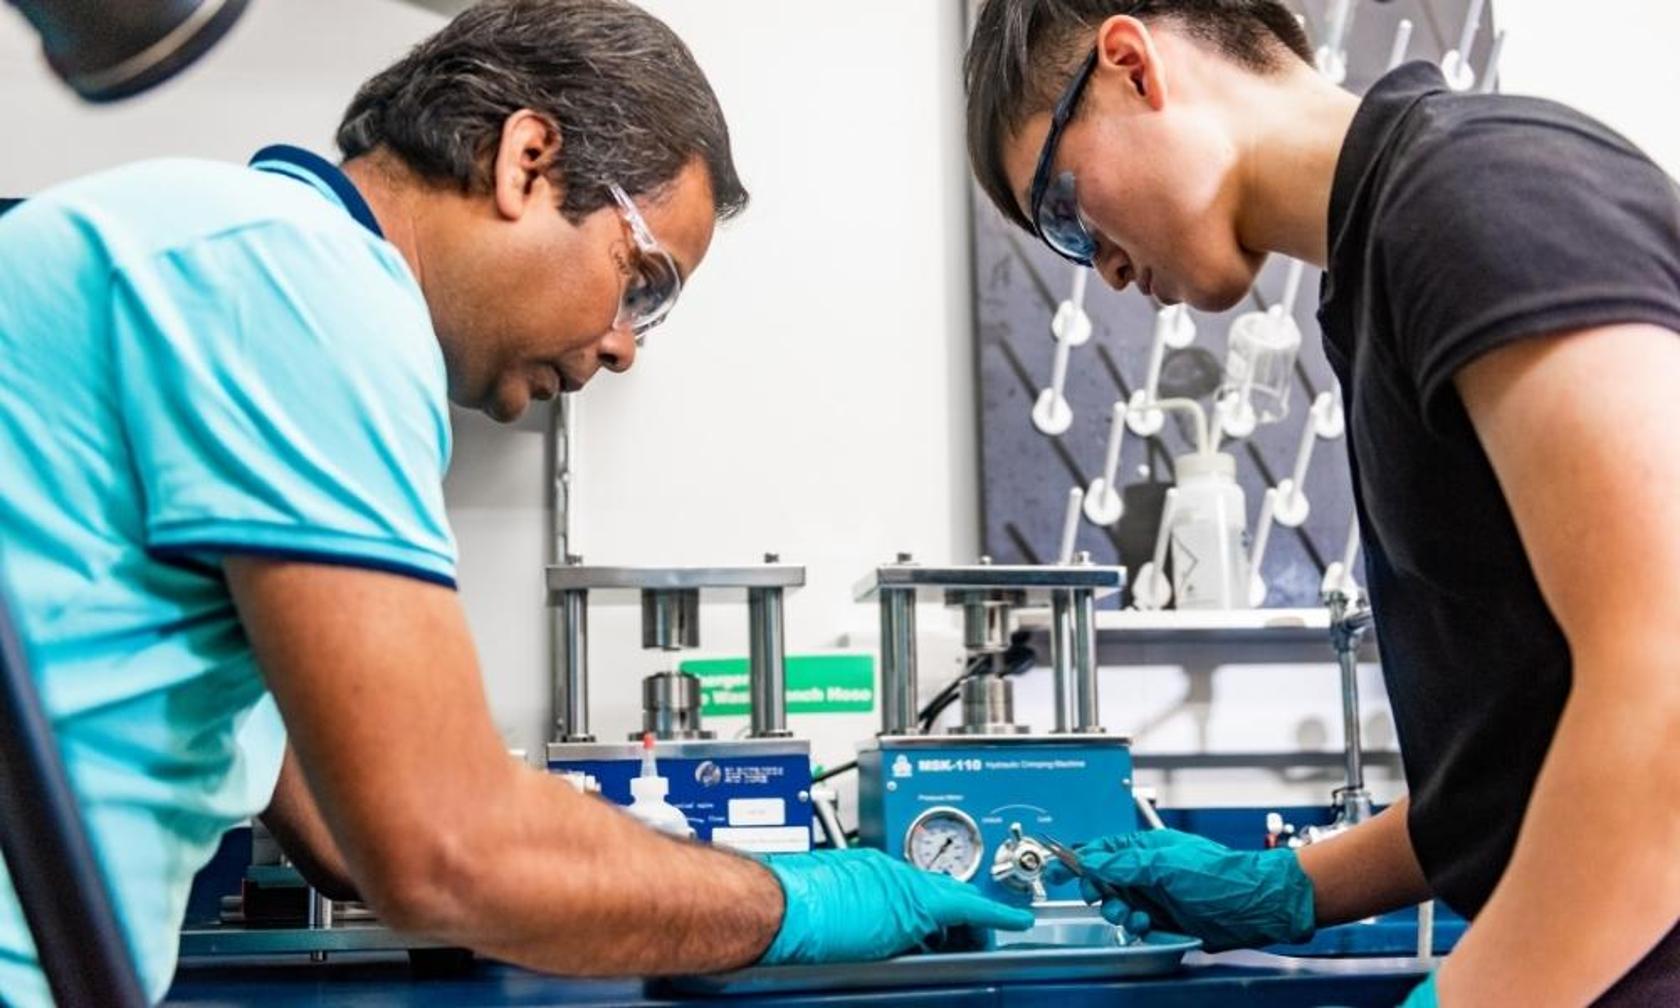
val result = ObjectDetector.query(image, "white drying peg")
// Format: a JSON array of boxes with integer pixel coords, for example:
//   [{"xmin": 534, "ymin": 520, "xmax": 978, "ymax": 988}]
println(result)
[
  {"xmin": 1477, "ymin": 30, "xmax": 1506, "ymax": 95},
  {"xmin": 1280, "ymin": 258, "xmax": 1307, "ymax": 319},
  {"xmin": 1032, "ymin": 328, "xmax": 1075, "ymax": 436},
  {"xmin": 1057, "ymin": 486, "xmax": 1085, "ymax": 564},
  {"xmin": 1248, "ymin": 487, "xmax": 1280, "ymax": 608},
  {"xmin": 1275, "ymin": 391, "xmax": 1338, "ymax": 528},
  {"xmin": 1161, "ymin": 303, "xmax": 1195, "ymax": 349},
  {"xmin": 1131, "ymin": 489, "xmax": 1178, "ymax": 610},
  {"xmin": 1312, "ymin": 383, "xmax": 1346, "ymax": 440},
  {"xmin": 1440, "ymin": 0, "xmax": 1487, "ymax": 91},
  {"xmin": 1387, "ymin": 18, "xmax": 1414, "ymax": 72},
  {"xmin": 1126, "ymin": 308, "xmax": 1174, "ymax": 437},
  {"xmin": 1320, "ymin": 511, "xmax": 1364, "ymax": 600},
  {"xmin": 1085, "ymin": 402, "xmax": 1128, "ymax": 526},
  {"xmin": 1051, "ymin": 266, "xmax": 1094, "ymax": 347},
  {"xmin": 1314, "ymin": 0, "xmax": 1353, "ymax": 85}
]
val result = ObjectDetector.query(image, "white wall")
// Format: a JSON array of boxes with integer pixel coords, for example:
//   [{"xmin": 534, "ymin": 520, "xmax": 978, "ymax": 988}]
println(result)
[
  {"xmin": 1498, "ymin": 2, "xmax": 1680, "ymax": 176},
  {"xmin": 4, "ymin": 1, "xmax": 1677, "ymax": 810}
]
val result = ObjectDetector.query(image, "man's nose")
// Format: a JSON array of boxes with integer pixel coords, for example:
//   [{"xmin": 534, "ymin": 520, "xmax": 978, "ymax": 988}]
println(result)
[{"xmin": 597, "ymin": 320, "xmax": 638, "ymax": 374}]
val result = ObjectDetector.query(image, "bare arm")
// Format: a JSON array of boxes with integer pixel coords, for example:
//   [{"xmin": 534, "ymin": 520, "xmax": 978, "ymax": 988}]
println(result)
[
  {"xmin": 226, "ymin": 557, "xmax": 785, "ymax": 975},
  {"xmin": 1296, "ymin": 796, "xmax": 1432, "ymax": 927},
  {"xmin": 1438, "ymin": 323, "xmax": 1680, "ymax": 1004},
  {"xmin": 260, "ymin": 744, "xmax": 359, "ymax": 901}
]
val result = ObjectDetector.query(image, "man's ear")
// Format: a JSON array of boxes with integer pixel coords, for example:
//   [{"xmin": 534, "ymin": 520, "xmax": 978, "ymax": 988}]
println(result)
[
  {"xmin": 1095, "ymin": 14, "xmax": 1168, "ymax": 111},
  {"xmin": 490, "ymin": 108, "xmax": 562, "ymax": 222}
]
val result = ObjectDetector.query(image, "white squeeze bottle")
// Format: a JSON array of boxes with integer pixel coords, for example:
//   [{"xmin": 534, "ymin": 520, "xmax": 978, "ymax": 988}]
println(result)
[
  {"xmin": 626, "ymin": 733, "xmax": 694, "ymax": 839},
  {"xmin": 1169, "ymin": 452, "xmax": 1248, "ymax": 610}
]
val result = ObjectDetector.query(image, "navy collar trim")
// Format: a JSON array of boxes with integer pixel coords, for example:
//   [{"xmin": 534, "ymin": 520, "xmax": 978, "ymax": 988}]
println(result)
[{"xmin": 249, "ymin": 144, "xmax": 384, "ymax": 240}]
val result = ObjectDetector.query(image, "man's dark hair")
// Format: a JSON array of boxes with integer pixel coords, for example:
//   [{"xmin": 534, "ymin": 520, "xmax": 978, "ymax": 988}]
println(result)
[
  {"xmin": 966, "ymin": 0, "xmax": 1312, "ymax": 230},
  {"xmin": 338, "ymin": 0, "xmax": 747, "ymax": 223}
]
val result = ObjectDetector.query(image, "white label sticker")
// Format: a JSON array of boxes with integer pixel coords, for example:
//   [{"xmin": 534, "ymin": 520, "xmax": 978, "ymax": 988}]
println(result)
[
  {"xmin": 711, "ymin": 826, "xmax": 811, "ymax": 854},
  {"xmin": 728, "ymin": 797, "xmax": 787, "ymax": 827}
]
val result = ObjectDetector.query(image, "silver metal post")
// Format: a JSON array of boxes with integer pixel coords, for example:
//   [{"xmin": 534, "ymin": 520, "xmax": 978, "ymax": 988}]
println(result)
[
  {"xmin": 879, "ymin": 589, "xmax": 918, "ymax": 734},
  {"xmin": 306, "ymin": 888, "xmax": 333, "ymax": 963},
  {"xmin": 1071, "ymin": 586, "xmax": 1102, "ymax": 732},
  {"xmin": 1327, "ymin": 589, "xmax": 1374, "ymax": 823},
  {"xmin": 748, "ymin": 582, "xmax": 791, "ymax": 737},
  {"xmin": 1338, "ymin": 634, "xmax": 1365, "ymax": 794},
  {"xmin": 557, "ymin": 587, "xmax": 594, "ymax": 742},
  {"xmin": 1049, "ymin": 591, "xmax": 1076, "ymax": 733},
  {"xmin": 545, "ymin": 397, "xmax": 581, "ymax": 744}
]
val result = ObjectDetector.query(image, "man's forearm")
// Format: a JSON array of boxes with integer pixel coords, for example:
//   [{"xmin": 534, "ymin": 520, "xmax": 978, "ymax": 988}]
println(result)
[
  {"xmin": 1297, "ymin": 796, "xmax": 1433, "ymax": 926},
  {"xmin": 381, "ymin": 760, "xmax": 784, "ymax": 975},
  {"xmin": 262, "ymin": 745, "xmax": 359, "ymax": 901},
  {"xmin": 1436, "ymin": 652, "xmax": 1680, "ymax": 1005}
]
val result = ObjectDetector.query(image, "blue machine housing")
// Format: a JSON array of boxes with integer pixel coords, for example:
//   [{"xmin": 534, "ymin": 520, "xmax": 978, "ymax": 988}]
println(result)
[
  {"xmin": 547, "ymin": 738, "xmax": 813, "ymax": 854},
  {"xmin": 858, "ymin": 734, "xmax": 1136, "ymax": 904}
]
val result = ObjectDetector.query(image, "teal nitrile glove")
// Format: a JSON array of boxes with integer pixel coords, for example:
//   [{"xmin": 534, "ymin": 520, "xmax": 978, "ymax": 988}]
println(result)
[
  {"xmin": 1398, "ymin": 973, "xmax": 1438, "ymax": 1007},
  {"xmin": 1044, "ymin": 829, "xmax": 1315, "ymax": 953},
  {"xmin": 759, "ymin": 849, "xmax": 1034, "ymax": 964}
]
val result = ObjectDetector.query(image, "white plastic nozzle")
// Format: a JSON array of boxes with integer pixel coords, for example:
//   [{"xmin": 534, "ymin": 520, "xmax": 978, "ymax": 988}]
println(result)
[
  {"xmin": 631, "ymin": 732, "xmax": 671, "ymax": 803},
  {"xmin": 1057, "ymin": 486, "xmax": 1084, "ymax": 564},
  {"xmin": 1085, "ymin": 402, "xmax": 1128, "ymax": 526},
  {"xmin": 1388, "ymin": 19, "xmax": 1415, "ymax": 72},
  {"xmin": 639, "ymin": 731, "xmax": 658, "ymax": 778}
]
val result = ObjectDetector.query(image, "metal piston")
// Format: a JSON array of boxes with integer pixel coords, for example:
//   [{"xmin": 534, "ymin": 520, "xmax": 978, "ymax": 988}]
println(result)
[
  {"xmin": 635, "ymin": 670, "xmax": 713, "ymax": 741},
  {"xmin": 949, "ymin": 673, "xmax": 1029, "ymax": 735}
]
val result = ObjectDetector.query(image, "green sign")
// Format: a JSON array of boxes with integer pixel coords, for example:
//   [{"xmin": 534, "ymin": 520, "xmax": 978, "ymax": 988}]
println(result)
[{"xmin": 682, "ymin": 653, "xmax": 875, "ymax": 717}]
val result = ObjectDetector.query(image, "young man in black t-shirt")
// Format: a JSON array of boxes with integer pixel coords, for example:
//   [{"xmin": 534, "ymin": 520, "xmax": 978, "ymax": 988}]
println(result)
[{"xmin": 966, "ymin": 2, "xmax": 1680, "ymax": 1005}]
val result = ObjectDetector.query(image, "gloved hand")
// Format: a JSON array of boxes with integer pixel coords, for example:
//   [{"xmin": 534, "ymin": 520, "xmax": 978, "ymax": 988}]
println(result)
[
  {"xmin": 1045, "ymin": 829, "xmax": 1315, "ymax": 952},
  {"xmin": 760, "ymin": 849, "xmax": 1034, "ymax": 964},
  {"xmin": 1398, "ymin": 973, "xmax": 1438, "ymax": 1007}
]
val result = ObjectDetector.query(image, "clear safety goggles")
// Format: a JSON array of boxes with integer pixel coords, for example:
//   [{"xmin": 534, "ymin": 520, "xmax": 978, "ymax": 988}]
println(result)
[
  {"xmin": 1028, "ymin": 48, "xmax": 1100, "ymax": 267},
  {"xmin": 608, "ymin": 182, "xmax": 683, "ymax": 344}
]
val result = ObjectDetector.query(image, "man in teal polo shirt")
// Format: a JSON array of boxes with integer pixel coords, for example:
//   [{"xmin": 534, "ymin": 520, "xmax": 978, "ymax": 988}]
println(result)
[{"xmin": 0, "ymin": 2, "xmax": 1029, "ymax": 1004}]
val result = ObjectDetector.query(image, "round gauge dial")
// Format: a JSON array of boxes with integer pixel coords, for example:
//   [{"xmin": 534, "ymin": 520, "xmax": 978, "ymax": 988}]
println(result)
[{"xmin": 903, "ymin": 806, "xmax": 984, "ymax": 882}]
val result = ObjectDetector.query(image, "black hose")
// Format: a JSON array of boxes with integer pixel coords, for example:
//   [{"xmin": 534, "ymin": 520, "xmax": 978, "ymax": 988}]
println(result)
[{"xmin": 812, "ymin": 759, "xmax": 857, "ymax": 783}]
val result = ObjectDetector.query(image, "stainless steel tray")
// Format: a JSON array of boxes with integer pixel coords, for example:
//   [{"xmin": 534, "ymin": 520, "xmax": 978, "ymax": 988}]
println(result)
[{"xmin": 656, "ymin": 930, "xmax": 1201, "ymax": 997}]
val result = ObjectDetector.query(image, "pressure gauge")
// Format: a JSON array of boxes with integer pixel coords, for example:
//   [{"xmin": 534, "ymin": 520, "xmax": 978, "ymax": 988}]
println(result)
[{"xmin": 903, "ymin": 806, "xmax": 983, "ymax": 882}]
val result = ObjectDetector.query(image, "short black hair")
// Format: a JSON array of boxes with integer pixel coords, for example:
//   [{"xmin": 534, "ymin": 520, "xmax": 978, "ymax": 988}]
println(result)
[
  {"xmin": 338, "ymin": 0, "xmax": 747, "ymax": 223},
  {"xmin": 966, "ymin": 0, "xmax": 1312, "ymax": 231}
]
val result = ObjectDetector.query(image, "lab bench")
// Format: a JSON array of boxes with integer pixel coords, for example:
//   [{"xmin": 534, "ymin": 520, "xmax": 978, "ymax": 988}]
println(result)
[{"xmin": 165, "ymin": 949, "xmax": 1431, "ymax": 1007}]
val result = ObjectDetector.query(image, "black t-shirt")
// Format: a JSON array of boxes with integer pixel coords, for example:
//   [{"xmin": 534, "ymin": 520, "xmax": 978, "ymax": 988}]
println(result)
[{"xmin": 1320, "ymin": 63, "xmax": 1680, "ymax": 921}]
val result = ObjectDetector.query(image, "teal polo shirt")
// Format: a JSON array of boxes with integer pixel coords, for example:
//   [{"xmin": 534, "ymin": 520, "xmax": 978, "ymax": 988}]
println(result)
[{"xmin": 0, "ymin": 147, "xmax": 456, "ymax": 1006}]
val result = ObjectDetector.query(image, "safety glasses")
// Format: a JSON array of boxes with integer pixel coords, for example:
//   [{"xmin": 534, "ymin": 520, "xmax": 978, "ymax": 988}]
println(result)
[
  {"xmin": 1027, "ymin": 48, "xmax": 1101, "ymax": 267},
  {"xmin": 607, "ymin": 183, "xmax": 683, "ymax": 344}
]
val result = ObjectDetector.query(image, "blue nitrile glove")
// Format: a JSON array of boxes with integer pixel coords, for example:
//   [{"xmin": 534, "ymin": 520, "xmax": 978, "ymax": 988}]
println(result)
[
  {"xmin": 1044, "ymin": 829, "xmax": 1315, "ymax": 952},
  {"xmin": 1398, "ymin": 973, "xmax": 1438, "ymax": 1007},
  {"xmin": 759, "ymin": 849, "xmax": 1035, "ymax": 964}
]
